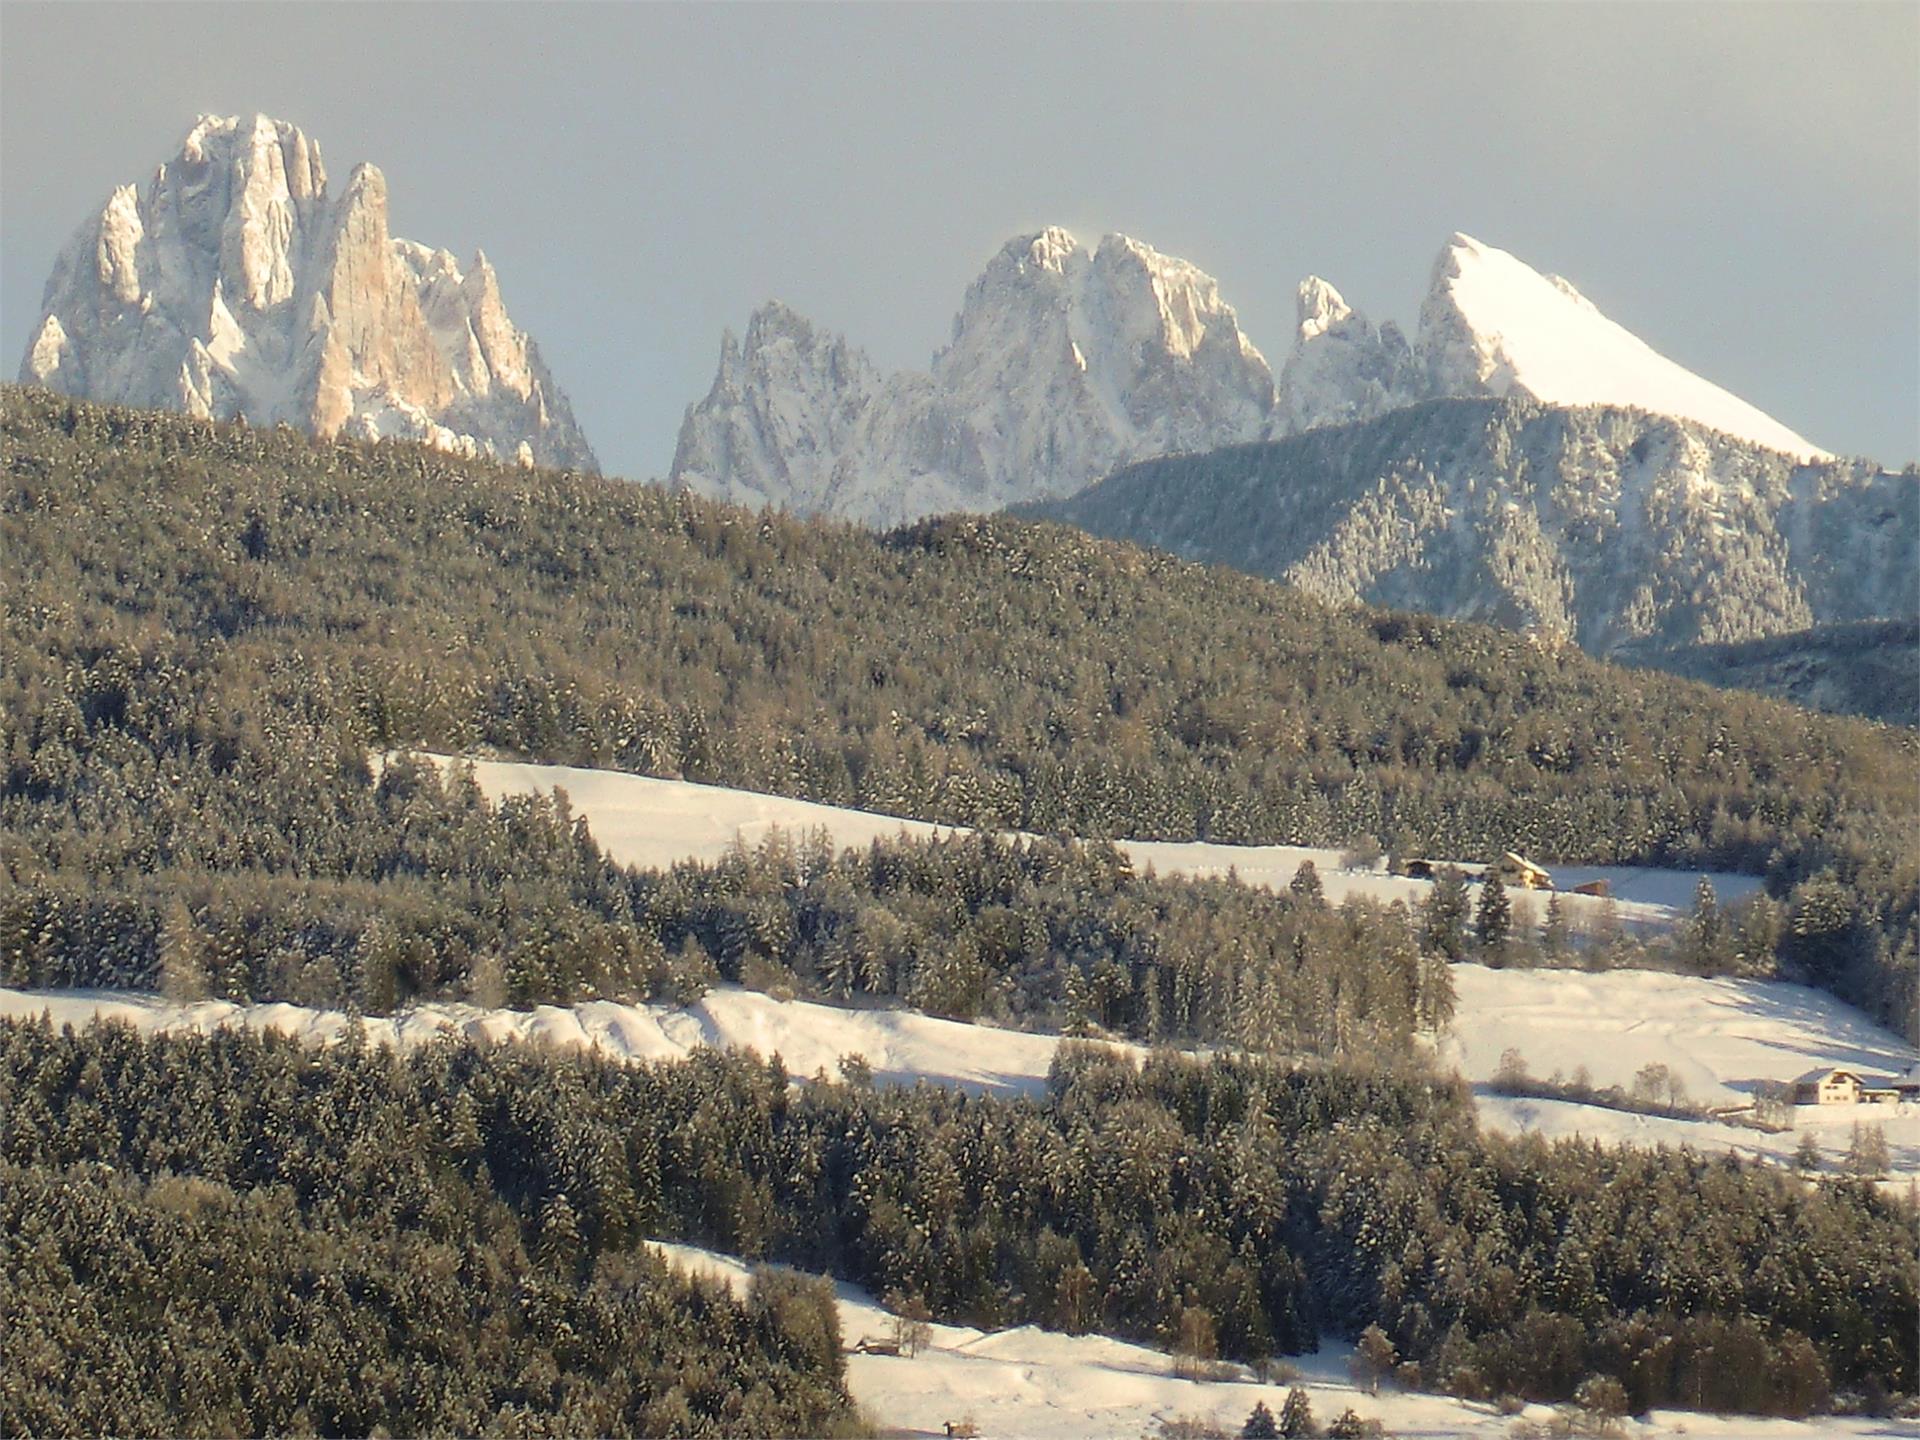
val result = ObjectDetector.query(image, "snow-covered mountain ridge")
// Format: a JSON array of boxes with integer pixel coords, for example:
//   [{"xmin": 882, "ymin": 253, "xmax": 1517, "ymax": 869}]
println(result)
[
  {"xmin": 1036, "ymin": 397, "xmax": 1914, "ymax": 659},
  {"xmin": 672, "ymin": 229, "xmax": 1832, "ymax": 524},
  {"xmin": 18, "ymin": 114, "xmax": 596, "ymax": 470}
]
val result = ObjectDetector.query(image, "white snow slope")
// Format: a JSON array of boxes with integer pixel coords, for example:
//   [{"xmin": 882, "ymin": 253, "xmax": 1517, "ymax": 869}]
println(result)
[
  {"xmin": 651, "ymin": 1240, "xmax": 1899, "ymax": 1440},
  {"xmin": 1420, "ymin": 235, "xmax": 1828, "ymax": 462},
  {"xmin": 428, "ymin": 752, "xmax": 1758, "ymax": 930},
  {"xmin": 1443, "ymin": 963, "xmax": 1920, "ymax": 1182}
]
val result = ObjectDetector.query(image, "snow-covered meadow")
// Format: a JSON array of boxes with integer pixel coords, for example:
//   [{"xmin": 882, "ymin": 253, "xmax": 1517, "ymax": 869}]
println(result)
[
  {"xmin": 6, "ymin": 756, "xmax": 1914, "ymax": 1438},
  {"xmin": 649, "ymin": 1240, "xmax": 1903, "ymax": 1440},
  {"xmin": 424, "ymin": 753, "xmax": 1760, "ymax": 928},
  {"xmin": 1443, "ymin": 964, "xmax": 1920, "ymax": 1182}
]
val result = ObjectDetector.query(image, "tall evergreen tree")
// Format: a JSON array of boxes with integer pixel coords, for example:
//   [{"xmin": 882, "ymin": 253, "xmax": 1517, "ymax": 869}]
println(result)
[{"xmin": 1475, "ymin": 872, "xmax": 1512, "ymax": 956}]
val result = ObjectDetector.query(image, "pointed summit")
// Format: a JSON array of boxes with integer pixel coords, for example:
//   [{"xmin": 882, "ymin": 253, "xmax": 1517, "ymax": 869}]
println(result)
[
  {"xmin": 1274, "ymin": 276, "xmax": 1420, "ymax": 435},
  {"xmin": 1417, "ymin": 233, "xmax": 1827, "ymax": 460},
  {"xmin": 19, "ymin": 114, "xmax": 595, "ymax": 470}
]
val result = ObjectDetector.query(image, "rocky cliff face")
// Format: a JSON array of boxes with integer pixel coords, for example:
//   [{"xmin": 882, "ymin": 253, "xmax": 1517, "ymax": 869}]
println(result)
[
  {"xmin": 674, "ymin": 229, "xmax": 1838, "ymax": 525},
  {"xmin": 19, "ymin": 114, "xmax": 596, "ymax": 471},
  {"xmin": 1273, "ymin": 276, "xmax": 1423, "ymax": 435},
  {"xmin": 1034, "ymin": 397, "xmax": 1913, "ymax": 658},
  {"xmin": 672, "ymin": 228, "xmax": 1274, "ymax": 526}
]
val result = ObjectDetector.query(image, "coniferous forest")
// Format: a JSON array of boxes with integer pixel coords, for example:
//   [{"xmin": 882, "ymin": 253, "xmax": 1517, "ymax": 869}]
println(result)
[
  {"xmin": 2, "ymin": 1017, "xmax": 1913, "ymax": 1433},
  {"xmin": 4, "ymin": 389, "xmax": 1919, "ymax": 1433},
  {"xmin": 3, "ymin": 389, "xmax": 1913, "ymax": 1037}
]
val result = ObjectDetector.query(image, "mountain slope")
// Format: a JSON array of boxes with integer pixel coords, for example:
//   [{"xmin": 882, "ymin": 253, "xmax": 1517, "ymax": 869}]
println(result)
[
  {"xmin": 6, "ymin": 386, "xmax": 1914, "ymax": 1039},
  {"xmin": 1627, "ymin": 621, "xmax": 1920, "ymax": 726},
  {"xmin": 18, "ymin": 114, "xmax": 596, "ymax": 470},
  {"xmin": 1032, "ymin": 397, "xmax": 1914, "ymax": 657}
]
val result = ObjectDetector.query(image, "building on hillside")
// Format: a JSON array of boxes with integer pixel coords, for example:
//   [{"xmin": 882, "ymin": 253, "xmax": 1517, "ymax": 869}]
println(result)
[
  {"xmin": 1794, "ymin": 1066, "xmax": 1917, "ymax": 1105},
  {"xmin": 1795, "ymin": 1068, "xmax": 1865, "ymax": 1105},
  {"xmin": 1493, "ymin": 852, "xmax": 1553, "ymax": 890}
]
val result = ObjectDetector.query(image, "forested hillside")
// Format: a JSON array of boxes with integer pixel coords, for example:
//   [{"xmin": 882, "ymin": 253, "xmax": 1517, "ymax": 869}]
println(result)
[
  {"xmin": 1627, "ymin": 621, "xmax": 1920, "ymax": 728},
  {"xmin": 1031, "ymin": 397, "xmax": 1916, "ymax": 659},
  {"xmin": 5, "ymin": 1018, "xmax": 1914, "ymax": 1424},
  {"xmin": 2, "ymin": 388, "xmax": 1914, "ymax": 1036}
]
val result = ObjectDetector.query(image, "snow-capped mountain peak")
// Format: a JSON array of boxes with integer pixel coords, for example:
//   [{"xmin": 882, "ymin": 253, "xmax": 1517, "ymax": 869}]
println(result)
[
  {"xmin": 1273, "ymin": 275, "xmax": 1421, "ymax": 435},
  {"xmin": 1296, "ymin": 276, "xmax": 1354, "ymax": 341},
  {"xmin": 19, "ymin": 112, "xmax": 595, "ymax": 470},
  {"xmin": 676, "ymin": 225, "xmax": 1833, "ymax": 523},
  {"xmin": 1417, "ymin": 232, "xmax": 1829, "ymax": 461},
  {"xmin": 675, "ymin": 228, "xmax": 1273, "ymax": 525}
]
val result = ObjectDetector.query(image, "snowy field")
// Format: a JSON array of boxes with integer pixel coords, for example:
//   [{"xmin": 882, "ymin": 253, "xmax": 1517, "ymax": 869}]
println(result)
[
  {"xmin": 8, "ymin": 958, "xmax": 1914, "ymax": 1186},
  {"xmin": 649, "ymin": 1239, "xmax": 1904, "ymax": 1440},
  {"xmin": 0, "ymin": 983, "xmax": 1077, "ymax": 1099},
  {"xmin": 5, "ymin": 957, "xmax": 1911, "ymax": 1434},
  {"xmin": 5, "ymin": 758, "xmax": 1912, "ymax": 1438},
  {"xmin": 422, "ymin": 753, "xmax": 1760, "ymax": 928},
  {"xmin": 1446, "ymin": 964, "xmax": 1920, "ymax": 1182}
]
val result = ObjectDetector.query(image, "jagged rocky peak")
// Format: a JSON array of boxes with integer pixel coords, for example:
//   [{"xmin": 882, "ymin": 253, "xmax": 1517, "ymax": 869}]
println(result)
[
  {"xmin": 1415, "ymin": 232, "xmax": 1828, "ymax": 461},
  {"xmin": 670, "ymin": 300, "xmax": 882, "ymax": 515},
  {"xmin": 19, "ymin": 113, "xmax": 596, "ymax": 471},
  {"xmin": 673, "ymin": 226, "xmax": 1273, "ymax": 525},
  {"xmin": 1274, "ymin": 275, "xmax": 1420, "ymax": 435}
]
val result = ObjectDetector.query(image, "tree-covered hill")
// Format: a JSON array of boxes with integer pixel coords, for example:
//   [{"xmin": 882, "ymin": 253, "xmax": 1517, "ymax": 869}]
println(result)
[
  {"xmin": 2, "ymin": 387, "xmax": 1913, "ymax": 1034},
  {"xmin": 6, "ymin": 1018, "xmax": 1915, "ymax": 1423},
  {"xmin": 1625, "ymin": 620, "xmax": 1920, "ymax": 728},
  {"xmin": 1028, "ymin": 396, "xmax": 1916, "ymax": 663}
]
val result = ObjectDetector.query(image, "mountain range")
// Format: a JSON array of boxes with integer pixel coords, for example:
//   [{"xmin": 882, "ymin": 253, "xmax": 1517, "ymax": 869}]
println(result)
[
  {"xmin": 18, "ymin": 115, "xmax": 1911, "ymax": 716},
  {"xmin": 17, "ymin": 114, "xmax": 596, "ymax": 471},
  {"xmin": 669, "ymin": 227, "xmax": 1835, "ymax": 525}
]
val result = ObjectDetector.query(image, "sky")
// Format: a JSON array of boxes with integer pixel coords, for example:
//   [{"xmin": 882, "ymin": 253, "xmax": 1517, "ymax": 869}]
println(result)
[{"xmin": 3, "ymin": 3, "xmax": 1916, "ymax": 474}]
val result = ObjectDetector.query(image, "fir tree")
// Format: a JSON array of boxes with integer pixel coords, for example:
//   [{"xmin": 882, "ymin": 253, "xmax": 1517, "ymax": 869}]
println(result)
[
  {"xmin": 1422, "ymin": 868, "xmax": 1470, "ymax": 961},
  {"xmin": 1541, "ymin": 893, "xmax": 1570, "ymax": 960},
  {"xmin": 1240, "ymin": 1399, "xmax": 1280, "ymax": 1438},
  {"xmin": 1475, "ymin": 871, "xmax": 1512, "ymax": 956},
  {"xmin": 1278, "ymin": 1387, "xmax": 1316, "ymax": 1438}
]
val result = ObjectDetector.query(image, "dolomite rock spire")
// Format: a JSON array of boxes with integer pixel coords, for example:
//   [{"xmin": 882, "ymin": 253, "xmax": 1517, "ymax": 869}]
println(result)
[{"xmin": 20, "ymin": 113, "xmax": 596, "ymax": 471}]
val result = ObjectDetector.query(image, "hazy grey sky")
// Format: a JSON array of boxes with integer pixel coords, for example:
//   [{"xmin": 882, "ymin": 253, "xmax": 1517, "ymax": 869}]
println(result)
[{"xmin": 4, "ymin": 3, "xmax": 1915, "ymax": 472}]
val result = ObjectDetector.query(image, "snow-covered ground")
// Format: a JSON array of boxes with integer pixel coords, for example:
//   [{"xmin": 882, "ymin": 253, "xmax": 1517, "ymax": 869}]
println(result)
[
  {"xmin": 1446, "ymin": 963, "xmax": 1920, "ymax": 1182},
  {"xmin": 10, "ymin": 958, "xmax": 1914, "ymax": 1186},
  {"xmin": 4, "ymin": 965, "xmax": 1909, "ymax": 1434},
  {"xmin": 423, "ymin": 753, "xmax": 1759, "ymax": 929},
  {"xmin": 0, "ymin": 983, "xmax": 1075, "ymax": 1099},
  {"xmin": 650, "ymin": 1239, "xmax": 1903, "ymax": 1440}
]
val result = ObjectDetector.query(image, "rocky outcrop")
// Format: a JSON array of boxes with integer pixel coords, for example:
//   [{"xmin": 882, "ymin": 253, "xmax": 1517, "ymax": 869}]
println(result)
[{"xmin": 19, "ymin": 114, "xmax": 596, "ymax": 470}]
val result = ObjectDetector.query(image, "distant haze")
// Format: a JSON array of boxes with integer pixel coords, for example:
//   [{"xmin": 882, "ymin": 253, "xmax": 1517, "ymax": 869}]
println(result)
[{"xmin": 4, "ymin": 2, "xmax": 1914, "ymax": 475}]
